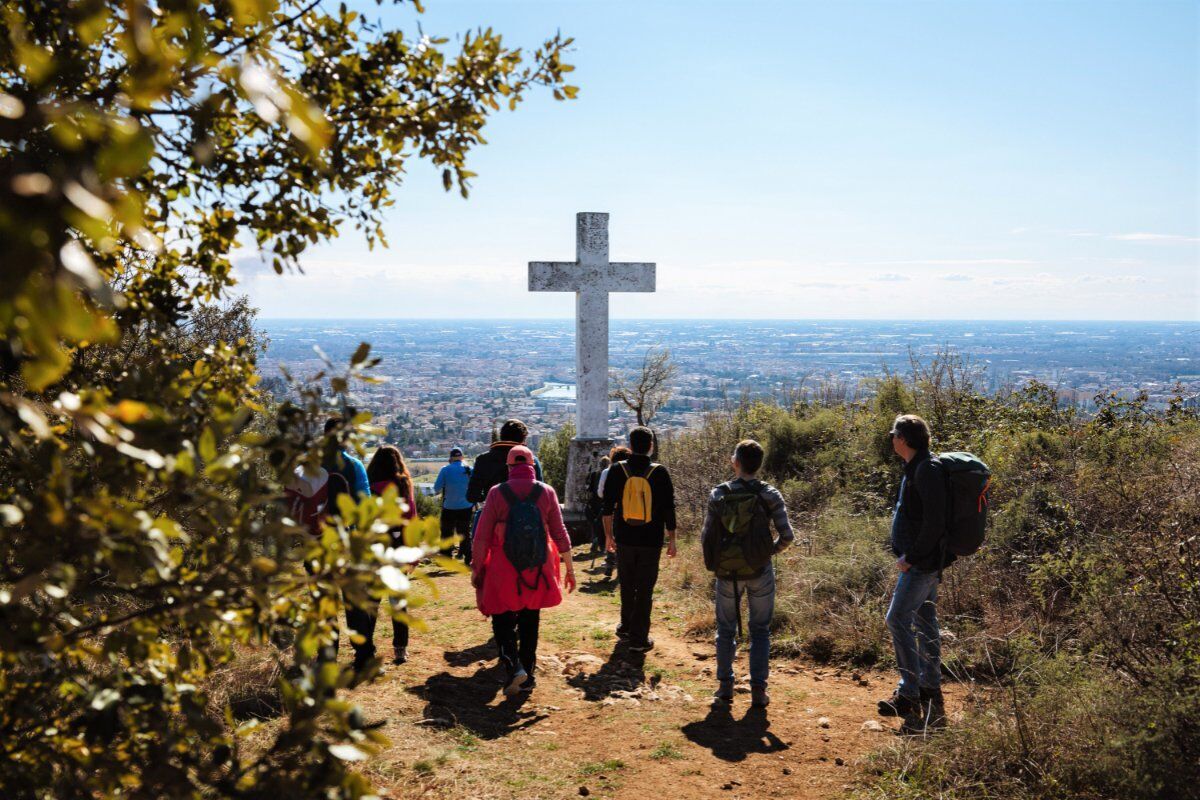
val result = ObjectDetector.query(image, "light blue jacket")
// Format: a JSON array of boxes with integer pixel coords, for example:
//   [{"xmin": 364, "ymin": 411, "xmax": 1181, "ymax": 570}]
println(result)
[{"xmin": 434, "ymin": 461, "xmax": 473, "ymax": 510}]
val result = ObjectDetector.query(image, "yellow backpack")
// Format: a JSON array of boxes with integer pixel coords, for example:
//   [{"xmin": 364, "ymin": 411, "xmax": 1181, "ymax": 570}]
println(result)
[{"xmin": 619, "ymin": 462, "xmax": 658, "ymax": 526}]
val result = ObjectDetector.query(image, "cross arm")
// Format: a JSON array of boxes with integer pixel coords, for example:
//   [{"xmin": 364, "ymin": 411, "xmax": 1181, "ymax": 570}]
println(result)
[{"xmin": 528, "ymin": 261, "xmax": 656, "ymax": 293}]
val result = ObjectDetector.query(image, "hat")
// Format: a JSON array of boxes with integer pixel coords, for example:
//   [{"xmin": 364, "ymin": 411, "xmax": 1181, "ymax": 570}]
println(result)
[
  {"xmin": 449, "ymin": 447, "xmax": 463, "ymax": 458},
  {"xmin": 506, "ymin": 445, "xmax": 534, "ymax": 466}
]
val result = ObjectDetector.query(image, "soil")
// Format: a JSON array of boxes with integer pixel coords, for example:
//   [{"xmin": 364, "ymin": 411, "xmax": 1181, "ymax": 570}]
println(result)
[{"xmin": 344, "ymin": 549, "xmax": 955, "ymax": 799}]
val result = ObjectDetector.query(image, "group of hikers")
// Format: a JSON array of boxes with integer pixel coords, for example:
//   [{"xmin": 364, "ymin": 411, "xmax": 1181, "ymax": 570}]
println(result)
[{"xmin": 288, "ymin": 411, "xmax": 981, "ymax": 735}]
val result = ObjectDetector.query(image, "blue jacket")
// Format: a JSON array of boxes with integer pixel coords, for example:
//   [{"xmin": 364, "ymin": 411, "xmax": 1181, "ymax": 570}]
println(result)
[
  {"xmin": 326, "ymin": 449, "xmax": 371, "ymax": 499},
  {"xmin": 434, "ymin": 461, "xmax": 474, "ymax": 510}
]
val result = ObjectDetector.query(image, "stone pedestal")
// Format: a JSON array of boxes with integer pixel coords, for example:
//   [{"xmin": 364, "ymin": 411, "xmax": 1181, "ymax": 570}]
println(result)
[{"xmin": 562, "ymin": 436, "xmax": 612, "ymax": 546}]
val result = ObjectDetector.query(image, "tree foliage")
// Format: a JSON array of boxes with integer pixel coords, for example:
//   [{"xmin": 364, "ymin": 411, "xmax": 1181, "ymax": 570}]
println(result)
[{"xmin": 0, "ymin": 1, "xmax": 575, "ymax": 796}]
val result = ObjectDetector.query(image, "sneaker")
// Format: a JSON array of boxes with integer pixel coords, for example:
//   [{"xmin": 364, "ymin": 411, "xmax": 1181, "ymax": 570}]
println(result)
[
  {"xmin": 629, "ymin": 639, "xmax": 655, "ymax": 653},
  {"xmin": 877, "ymin": 690, "xmax": 921, "ymax": 717},
  {"xmin": 392, "ymin": 648, "xmax": 408, "ymax": 665},
  {"xmin": 750, "ymin": 685, "xmax": 770, "ymax": 708},
  {"xmin": 616, "ymin": 627, "xmax": 630, "ymax": 641},
  {"xmin": 504, "ymin": 668, "xmax": 528, "ymax": 697},
  {"xmin": 714, "ymin": 681, "xmax": 734, "ymax": 703},
  {"xmin": 520, "ymin": 674, "xmax": 537, "ymax": 693}
]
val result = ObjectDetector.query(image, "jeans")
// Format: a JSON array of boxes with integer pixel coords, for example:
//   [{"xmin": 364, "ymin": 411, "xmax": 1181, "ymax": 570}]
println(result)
[
  {"xmin": 492, "ymin": 609, "xmax": 540, "ymax": 677},
  {"xmin": 345, "ymin": 595, "xmax": 408, "ymax": 668},
  {"xmin": 885, "ymin": 567, "xmax": 941, "ymax": 699},
  {"xmin": 715, "ymin": 564, "xmax": 776, "ymax": 687},
  {"xmin": 616, "ymin": 544, "xmax": 661, "ymax": 645}
]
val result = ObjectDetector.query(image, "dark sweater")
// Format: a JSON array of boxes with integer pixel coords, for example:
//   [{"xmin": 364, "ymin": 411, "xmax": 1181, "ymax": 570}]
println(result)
[
  {"xmin": 601, "ymin": 454, "xmax": 677, "ymax": 548},
  {"xmin": 466, "ymin": 441, "xmax": 543, "ymax": 505},
  {"xmin": 890, "ymin": 449, "xmax": 955, "ymax": 571}
]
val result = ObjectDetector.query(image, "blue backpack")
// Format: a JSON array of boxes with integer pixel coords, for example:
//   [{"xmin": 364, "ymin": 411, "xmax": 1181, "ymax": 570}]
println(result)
[{"xmin": 498, "ymin": 482, "xmax": 550, "ymax": 593}]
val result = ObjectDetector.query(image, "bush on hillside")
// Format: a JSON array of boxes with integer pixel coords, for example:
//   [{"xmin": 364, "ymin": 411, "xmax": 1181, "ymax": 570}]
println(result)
[{"xmin": 659, "ymin": 371, "xmax": 1200, "ymax": 799}]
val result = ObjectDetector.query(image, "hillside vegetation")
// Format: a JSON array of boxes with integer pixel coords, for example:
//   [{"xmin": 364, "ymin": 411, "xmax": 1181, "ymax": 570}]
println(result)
[{"xmin": 656, "ymin": 360, "xmax": 1200, "ymax": 800}]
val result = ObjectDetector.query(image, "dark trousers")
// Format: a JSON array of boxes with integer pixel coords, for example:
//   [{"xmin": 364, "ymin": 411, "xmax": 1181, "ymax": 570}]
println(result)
[
  {"xmin": 491, "ymin": 609, "xmax": 540, "ymax": 677},
  {"xmin": 459, "ymin": 507, "xmax": 483, "ymax": 566},
  {"xmin": 616, "ymin": 543, "xmax": 662, "ymax": 646},
  {"xmin": 441, "ymin": 507, "xmax": 473, "ymax": 557},
  {"xmin": 345, "ymin": 599, "xmax": 409, "ymax": 668}
]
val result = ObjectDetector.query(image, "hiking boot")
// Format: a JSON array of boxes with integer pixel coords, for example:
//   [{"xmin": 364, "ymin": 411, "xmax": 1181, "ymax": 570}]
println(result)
[
  {"xmin": 520, "ymin": 674, "xmax": 537, "ymax": 693},
  {"xmin": 392, "ymin": 648, "xmax": 408, "ymax": 665},
  {"xmin": 504, "ymin": 668, "xmax": 528, "ymax": 697},
  {"xmin": 920, "ymin": 687, "xmax": 947, "ymax": 729},
  {"xmin": 750, "ymin": 685, "xmax": 770, "ymax": 708},
  {"xmin": 629, "ymin": 638, "xmax": 655, "ymax": 653},
  {"xmin": 615, "ymin": 626, "xmax": 630, "ymax": 641},
  {"xmin": 899, "ymin": 710, "xmax": 929, "ymax": 736},
  {"xmin": 877, "ymin": 690, "xmax": 921, "ymax": 717},
  {"xmin": 714, "ymin": 681, "xmax": 734, "ymax": 703}
]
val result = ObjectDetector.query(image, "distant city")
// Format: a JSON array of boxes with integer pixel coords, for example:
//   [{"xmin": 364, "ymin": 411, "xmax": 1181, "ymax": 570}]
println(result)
[{"xmin": 259, "ymin": 319, "xmax": 1200, "ymax": 466}]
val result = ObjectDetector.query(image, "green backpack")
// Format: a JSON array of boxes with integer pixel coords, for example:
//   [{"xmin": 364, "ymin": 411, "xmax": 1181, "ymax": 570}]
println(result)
[{"xmin": 714, "ymin": 481, "xmax": 775, "ymax": 580}]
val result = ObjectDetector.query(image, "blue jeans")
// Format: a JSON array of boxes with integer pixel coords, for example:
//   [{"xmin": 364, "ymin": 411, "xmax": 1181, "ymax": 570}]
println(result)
[
  {"xmin": 715, "ymin": 565, "xmax": 775, "ymax": 687},
  {"xmin": 885, "ymin": 567, "xmax": 941, "ymax": 699}
]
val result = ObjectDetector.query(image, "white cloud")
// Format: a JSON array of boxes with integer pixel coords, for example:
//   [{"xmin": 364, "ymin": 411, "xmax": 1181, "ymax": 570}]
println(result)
[
  {"xmin": 873, "ymin": 273, "xmax": 910, "ymax": 282},
  {"xmin": 1109, "ymin": 232, "xmax": 1200, "ymax": 243},
  {"xmin": 939, "ymin": 273, "xmax": 973, "ymax": 282}
]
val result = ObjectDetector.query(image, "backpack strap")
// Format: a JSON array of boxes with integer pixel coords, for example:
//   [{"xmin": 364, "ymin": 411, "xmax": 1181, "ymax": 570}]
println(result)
[
  {"xmin": 527, "ymin": 483, "xmax": 544, "ymax": 504},
  {"xmin": 497, "ymin": 482, "xmax": 518, "ymax": 506}
]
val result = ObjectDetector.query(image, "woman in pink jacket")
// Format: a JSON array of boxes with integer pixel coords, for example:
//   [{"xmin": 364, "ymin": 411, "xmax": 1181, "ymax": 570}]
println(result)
[{"xmin": 472, "ymin": 445, "xmax": 576, "ymax": 696}]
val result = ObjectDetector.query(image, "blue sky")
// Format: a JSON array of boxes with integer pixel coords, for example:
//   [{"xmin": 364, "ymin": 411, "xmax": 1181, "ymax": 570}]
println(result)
[{"xmin": 241, "ymin": 0, "xmax": 1199, "ymax": 320}]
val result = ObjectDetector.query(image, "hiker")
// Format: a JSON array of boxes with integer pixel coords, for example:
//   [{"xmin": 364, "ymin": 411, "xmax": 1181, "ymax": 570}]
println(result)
[
  {"xmin": 700, "ymin": 439, "xmax": 794, "ymax": 708},
  {"xmin": 471, "ymin": 445, "xmax": 576, "ymax": 695},
  {"xmin": 434, "ymin": 446, "xmax": 474, "ymax": 560},
  {"xmin": 585, "ymin": 456, "xmax": 610, "ymax": 555},
  {"xmin": 284, "ymin": 464, "xmax": 351, "ymax": 664},
  {"xmin": 602, "ymin": 427, "xmax": 677, "ymax": 653},
  {"xmin": 596, "ymin": 446, "xmax": 630, "ymax": 579},
  {"xmin": 465, "ymin": 419, "xmax": 543, "ymax": 567},
  {"xmin": 880, "ymin": 413, "xmax": 950, "ymax": 733},
  {"xmin": 355, "ymin": 445, "xmax": 418, "ymax": 666},
  {"xmin": 323, "ymin": 417, "xmax": 371, "ymax": 499}
]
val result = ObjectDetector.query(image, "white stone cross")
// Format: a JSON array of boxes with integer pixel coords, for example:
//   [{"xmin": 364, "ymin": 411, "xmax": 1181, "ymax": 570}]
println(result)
[{"xmin": 529, "ymin": 212, "xmax": 656, "ymax": 440}]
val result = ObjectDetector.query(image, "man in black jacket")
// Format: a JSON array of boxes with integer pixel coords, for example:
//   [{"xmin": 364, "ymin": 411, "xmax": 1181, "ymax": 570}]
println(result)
[
  {"xmin": 602, "ymin": 426, "xmax": 677, "ymax": 653},
  {"xmin": 463, "ymin": 419, "xmax": 542, "ymax": 566},
  {"xmin": 880, "ymin": 414, "xmax": 948, "ymax": 732}
]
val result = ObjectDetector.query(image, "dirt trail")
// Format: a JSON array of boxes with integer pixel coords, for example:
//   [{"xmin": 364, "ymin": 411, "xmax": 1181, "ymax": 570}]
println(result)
[{"xmin": 348, "ymin": 549, "xmax": 950, "ymax": 799}]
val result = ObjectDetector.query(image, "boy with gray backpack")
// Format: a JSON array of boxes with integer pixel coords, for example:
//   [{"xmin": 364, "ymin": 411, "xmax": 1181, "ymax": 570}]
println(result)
[{"xmin": 700, "ymin": 440, "xmax": 794, "ymax": 708}]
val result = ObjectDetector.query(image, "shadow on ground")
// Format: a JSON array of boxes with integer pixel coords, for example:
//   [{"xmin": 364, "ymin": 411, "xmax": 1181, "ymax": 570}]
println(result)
[
  {"xmin": 566, "ymin": 643, "xmax": 646, "ymax": 701},
  {"xmin": 406, "ymin": 665, "xmax": 548, "ymax": 740},
  {"xmin": 681, "ymin": 704, "xmax": 789, "ymax": 762},
  {"xmin": 443, "ymin": 639, "xmax": 496, "ymax": 667}
]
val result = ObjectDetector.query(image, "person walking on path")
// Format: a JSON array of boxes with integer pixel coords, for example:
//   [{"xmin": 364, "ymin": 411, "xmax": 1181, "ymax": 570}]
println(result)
[
  {"xmin": 351, "ymin": 445, "xmax": 417, "ymax": 667},
  {"xmin": 471, "ymin": 445, "xmax": 576, "ymax": 696},
  {"xmin": 879, "ymin": 414, "xmax": 949, "ymax": 733},
  {"xmin": 602, "ymin": 426, "xmax": 677, "ymax": 653},
  {"xmin": 465, "ymin": 419, "xmax": 543, "ymax": 567},
  {"xmin": 434, "ymin": 446, "xmax": 474, "ymax": 559},
  {"xmin": 700, "ymin": 439, "xmax": 794, "ymax": 708},
  {"xmin": 585, "ymin": 456, "xmax": 610, "ymax": 555},
  {"xmin": 596, "ymin": 446, "xmax": 630, "ymax": 579},
  {"xmin": 322, "ymin": 417, "xmax": 371, "ymax": 499}
]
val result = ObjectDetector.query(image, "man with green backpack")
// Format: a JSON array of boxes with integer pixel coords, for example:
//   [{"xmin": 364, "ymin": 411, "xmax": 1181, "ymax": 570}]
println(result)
[
  {"xmin": 700, "ymin": 439, "xmax": 794, "ymax": 709},
  {"xmin": 881, "ymin": 414, "xmax": 991, "ymax": 734}
]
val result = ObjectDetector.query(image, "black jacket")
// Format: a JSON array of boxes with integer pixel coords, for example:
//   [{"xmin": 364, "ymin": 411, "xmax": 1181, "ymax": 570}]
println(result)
[
  {"xmin": 466, "ymin": 441, "xmax": 543, "ymax": 504},
  {"xmin": 890, "ymin": 450, "xmax": 954, "ymax": 571},
  {"xmin": 601, "ymin": 455, "xmax": 677, "ymax": 548}
]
